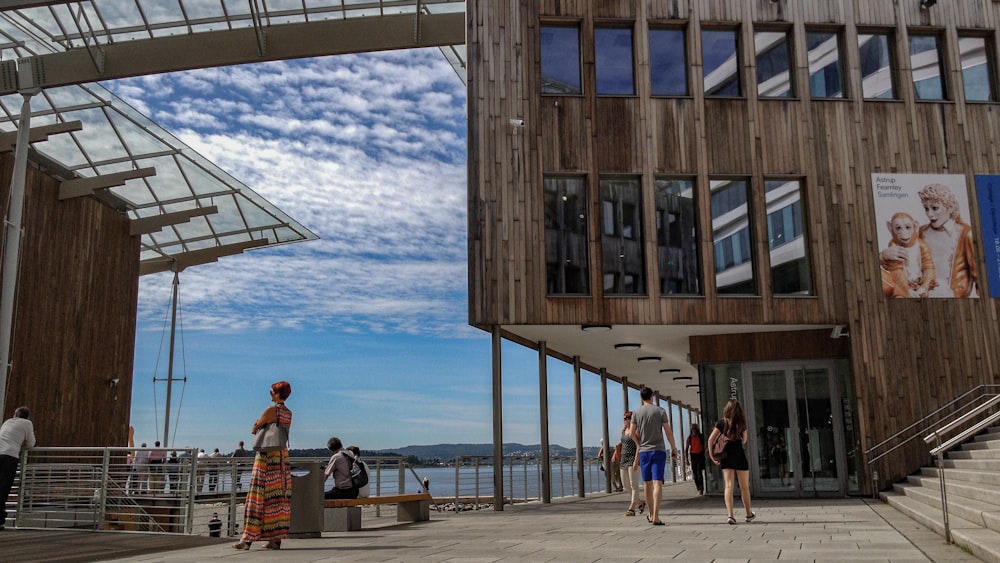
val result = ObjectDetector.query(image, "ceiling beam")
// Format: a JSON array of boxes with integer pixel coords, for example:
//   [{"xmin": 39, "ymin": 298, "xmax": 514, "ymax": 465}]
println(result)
[
  {"xmin": 0, "ymin": 120, "xmax": 82, "ymax": 152},
  {"xmin": 129, "ymin": 206, "xmax": 219, "ymax": 236},
  {"xmin": 139, "ymin": 238, "xmax": 270, "ymax": 276},
  {"xmin": 59, "ymin": 167, "xmax": 156, "ymax": 200},
  {"xmin": 3, "ymin": 11, "xmax": 465, "ymax": 94}
]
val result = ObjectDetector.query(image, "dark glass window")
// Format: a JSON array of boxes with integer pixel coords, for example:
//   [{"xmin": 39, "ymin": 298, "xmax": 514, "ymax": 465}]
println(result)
[
  {"xmin": 649, "ymin": 28, "xmax": 688, "ymax": 96},
  {"xmin": 654, "ymin": 179, "xmax": 700, "ymax": 295},
  {"xmin": 909, "ymin": 34, "xmax": 945, "ymax": 100},
  {"xmin": 545, "ymin": 177, "xmax": 590, "ymax": 295},
  {"xmin": 600, "ymin": 177, "xmax": 645, "ymax": 295},
  {"xmin": 959, "ymin": 36, "xmax": 996, "ymax": 102},
  {"xmin": 711, "ymin": 179, "xmax": 756, "ymax": 295},
  {"xmin": 859, "ymin": 33, "xmax": 896, "ymax": 99},
  {"xmin": 703, "ymin": 29, "xmax": 741, "ymax": 96},
  {"xmin": 596, "ymin": 27, "xmax": 635, "ymax": 95},
  {"xmin": 765, "ymin": 180, "xmax": 813, "ymax": 295},
  {"xmin": 755, "ymin": 30, "xmax": 793, "ymax": 98},
  {"xmin": 541, "ymin": 26, "xmax": 582, "ymax": 94},
  {"xmin": 807, "ymin": 31, "xmax": 844, "ymax": 98}
]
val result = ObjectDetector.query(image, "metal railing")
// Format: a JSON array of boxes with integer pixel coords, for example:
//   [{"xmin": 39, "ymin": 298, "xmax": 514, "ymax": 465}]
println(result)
[
  {"xmin": 7, "ymin": 449, "xmax": 607, "ymax": 535},
  {"xmin": 864, "ymin": 384, "xmax": 1000, "ymax": 543}
]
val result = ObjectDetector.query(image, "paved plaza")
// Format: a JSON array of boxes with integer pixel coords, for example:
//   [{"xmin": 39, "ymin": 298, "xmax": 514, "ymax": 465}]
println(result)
[{"xmin": 2, "ymin": 482, "xmax": 984, "ymax": 562}]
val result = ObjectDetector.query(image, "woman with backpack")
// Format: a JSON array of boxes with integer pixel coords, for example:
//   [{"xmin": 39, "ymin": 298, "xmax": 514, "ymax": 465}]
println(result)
[
  {"xmin": 707, "ymin": 399, "xmax": 755, "ymax": 525},
  {"xmin": 685, "ymin": 422, "xmax": 706, "ymax": 495}
]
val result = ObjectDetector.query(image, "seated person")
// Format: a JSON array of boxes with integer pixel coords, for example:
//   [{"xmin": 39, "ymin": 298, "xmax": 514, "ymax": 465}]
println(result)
[
  {"xmin": 323, "ymin": 437, "xmax": 359, "ymax": 500},
  {"xmin": 347, "ymin": 445, "xmax": 370, "ymax": 498}
]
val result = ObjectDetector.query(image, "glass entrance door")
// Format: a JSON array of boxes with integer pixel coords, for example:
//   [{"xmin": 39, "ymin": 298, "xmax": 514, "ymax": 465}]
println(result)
[{"xmin": 747, "ymin": 362, "xmax": 845, "ymax": 496}]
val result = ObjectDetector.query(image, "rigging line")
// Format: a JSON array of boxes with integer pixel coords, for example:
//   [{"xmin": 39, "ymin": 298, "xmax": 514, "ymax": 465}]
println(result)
[
  {"xmin": 151, "ymin": 283, "xmax": 173, "ymax": 443},
  {"xmin": 169, "ymin": 289, "xmax": 187, "ymax": 449}
]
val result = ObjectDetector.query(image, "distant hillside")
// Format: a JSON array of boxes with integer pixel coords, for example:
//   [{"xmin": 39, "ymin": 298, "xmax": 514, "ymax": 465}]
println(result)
[{"xmin": 288, "ymin": 443, "xmax": 599, "ymax": 462}]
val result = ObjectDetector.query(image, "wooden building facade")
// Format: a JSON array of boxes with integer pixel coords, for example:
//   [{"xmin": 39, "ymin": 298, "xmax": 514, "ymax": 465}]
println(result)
[
  {"xmin": 467, "ymin": 0, "xmax": 1000, "ymax": 494},
  {"xmin": 0, "ymin": 152, "xmax": 139, "ymax": 447}
]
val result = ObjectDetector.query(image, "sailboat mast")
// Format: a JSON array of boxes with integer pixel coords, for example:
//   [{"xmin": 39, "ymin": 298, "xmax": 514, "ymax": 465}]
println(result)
[{"xmin": 162, "ymin": 269, "xmax": 180, "ymax": 446}]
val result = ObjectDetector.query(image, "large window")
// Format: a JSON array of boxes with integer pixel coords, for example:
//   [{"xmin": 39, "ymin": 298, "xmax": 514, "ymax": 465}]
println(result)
[
  {"xmin": 959, "ymin": 35, "xmax": 996, "ymax": 102},
  {"xmin": 807, "ymin": 31, "xmax": 844, "ymax": 98},
  {"xmin": 711, "ymin": 179, "xmax": 756, "ymax": 295},
  {"xmin": 765, "ymin": 179, "xmax": 813, "ymax": 295},
  {"xmin": 545, "ymin": 177, "xmax": 590, "ymax": 295},
  {"xmin": 596, "ymin": 26, "xmax": 635, "ymax": 95},
  {"xmin": 649, "ymin": 27, "xmax": 688, "ymax": 96},
  {"xmin": 541, "ymin": 25, "xmax": 582, "ymax": 94},
  {"xmin": 859, "ymin": 32, "xmax": 896, "ymax": 99},
  {"xmin": 703, "ymin": 28, "xmax": 741, "ymax": 96},
  {"xmin": 755, "ymin": 30, "xmax": 793, "ymax": 98},
  {"xmin": 601, "ymin": 177, "xmax": 645, "ymax": 295},
  {"xmin": 654, "ymin": 179, "xmax": 700, "ymax": 295},
  {"xmin": 909, "ymin": 34, "xmax": 946, "ymax": 100}
]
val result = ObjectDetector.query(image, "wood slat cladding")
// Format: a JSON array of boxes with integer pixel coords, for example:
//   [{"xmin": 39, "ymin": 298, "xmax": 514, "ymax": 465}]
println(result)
[
  {"xmin": 689, "ymin": 329, "xmax": 849, "ymax": 363},
  {"xmin": 469, "ymin": 0, "xmax": 1000, "ymax": 493},
  {"xmin": 0, "ymin": 153, "xmax": 139, "ymax": 447}
]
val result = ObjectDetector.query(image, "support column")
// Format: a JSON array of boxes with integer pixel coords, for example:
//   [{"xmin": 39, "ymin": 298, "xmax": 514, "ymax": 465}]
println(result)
[
  {"xmin": 621, "ymin": 376, "xmax": 629, "ymax": 413},
  {"xmin": 666, "ymin": 398, "xmax": 677, "ymax": 483},
  {"xmin": 679, "ymin": 406, "xmax": 687, "ymax": 482},
  {"xmin": 538, "ymin": 341, "xmax": 551, "ymax": 504},
  {"xmin": 573, "ymin": 356, "xmax": 584, "ymax": 498},
  {"xmin": 600, "ymin": 368, "xmax": 610, "ymax": 493},
  {"xmin": 0, "ymin": 89, "xmax": 36, "ymax": 419},
  {"xmin": 491, "ymin": 326, "xmax": 503, "ymax": 511}
]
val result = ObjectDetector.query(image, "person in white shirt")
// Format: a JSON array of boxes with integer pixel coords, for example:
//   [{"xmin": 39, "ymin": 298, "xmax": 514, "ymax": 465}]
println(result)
[
  {"xmin": 0, "ymin": 406, "xmax": 36, "ymax": 529},
  {"xmin": 346, "ymin": 445, "xmax": 370, "ymax": 498}
]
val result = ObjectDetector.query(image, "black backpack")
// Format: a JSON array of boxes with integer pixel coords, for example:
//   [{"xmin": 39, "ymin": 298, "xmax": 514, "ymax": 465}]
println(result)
[{"xmin": 348, "ymin": 455, "xmax": 369, "ymax": 489}]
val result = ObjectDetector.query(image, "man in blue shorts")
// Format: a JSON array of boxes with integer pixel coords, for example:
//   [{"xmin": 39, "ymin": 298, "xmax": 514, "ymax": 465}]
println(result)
[{"xmin": 629, "ymin": 387, "xmax": 678, "ymax": 526}]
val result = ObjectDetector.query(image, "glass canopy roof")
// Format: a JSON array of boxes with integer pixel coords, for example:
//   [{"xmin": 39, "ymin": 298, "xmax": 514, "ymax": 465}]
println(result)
[{"xmin": 0, "ymin": 0, "xmax": 466, "ymax": 273}]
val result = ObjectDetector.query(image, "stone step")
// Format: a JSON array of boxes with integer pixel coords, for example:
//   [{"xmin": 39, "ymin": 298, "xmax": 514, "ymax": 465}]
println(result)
[
  {"xmin": 949, "ymin": 448, "xmax": 1000, "ymax": 460},
  {"xmin": 963, "ymin": 436, "xmax": 1000, "ymax": 450},
  {"xmin": 921, "ymin": 466, "xmax": 1000, "ymax": 487},
  {"xmin": 899, "ymin": 478, "xmax": 1000, "ymax": 533},
  {"xmin": 941, "ymin": 458, "xmax": 1000, "ymax": 471},
  {"xmin": 881, "ymin": 490, "xmax": 1000, "ymax": 563}
]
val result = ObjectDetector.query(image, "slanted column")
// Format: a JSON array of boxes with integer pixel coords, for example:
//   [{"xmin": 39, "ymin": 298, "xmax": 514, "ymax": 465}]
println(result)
[
  {"xmin": 538, "ymin": 342, "xmax": 551, "ymax": 504},
  {"xmin": 621, "ymin": 376, "xmax": 629, "ymax": 413},
  {"xmin": 600, "ymin": 368, "xmax": 610, "ymax": 493},
  {"xmin": 573, "ymin": 356, "xmax": 584, "ymax": 498},
  {"xmin": 491, "ymin": 326, "xmax": 503, "ymax": 511}
]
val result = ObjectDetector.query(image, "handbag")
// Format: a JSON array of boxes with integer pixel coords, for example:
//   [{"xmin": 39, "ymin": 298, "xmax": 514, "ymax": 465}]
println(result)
[
  {"xmin": 611, "ymin": 442, "xmax": 622, "ymax": 463},
  {"xmin": 252, "ymin": 422, "xmax": 289, "ymax": 452},
  {"xmin": 712, "ymin": 426, "xmax": 732, "ymax": 461}
]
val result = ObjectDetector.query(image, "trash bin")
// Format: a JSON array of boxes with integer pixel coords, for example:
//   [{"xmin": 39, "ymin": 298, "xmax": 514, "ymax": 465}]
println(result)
[{"xmin": 289, "ymin": 460, "xmax": 323, "ymax": 538}]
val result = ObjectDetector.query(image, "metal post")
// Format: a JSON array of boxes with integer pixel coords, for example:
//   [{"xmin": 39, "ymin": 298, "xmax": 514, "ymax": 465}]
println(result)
[
  {"xmin": 573, "ymin": 356, "xmax": 584, "ymax": 497},
  {"xmin": 491, "ymin": 326, "xmax": 503, "ymax": 510},
  {"xmin": 934, "ymin": 434, "xmax": 952, "ymax": 543},
  {"xmin": 600, "ymin": 368, "xmax": 611, "ymax": 493},
  {"xmin": 162, "ymin": 269, "xmax": 180, "ymax": 446},
  {"xmin": 0, "ymin": 89, "xmax": 37, "ymax": 419},
  {"xmin": 538, "ymin": 341, "xmax": 551, "ymax": 503}
]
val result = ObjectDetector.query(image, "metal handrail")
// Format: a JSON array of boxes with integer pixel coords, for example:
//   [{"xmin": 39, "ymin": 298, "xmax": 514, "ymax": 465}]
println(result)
[
  {"xmin": 866, "ymin": 385, "xmax": 1000, "ymax": 545},
  {"xmin": 865, "ymin": 384, "xmax": 1000, "ymax": 467}
]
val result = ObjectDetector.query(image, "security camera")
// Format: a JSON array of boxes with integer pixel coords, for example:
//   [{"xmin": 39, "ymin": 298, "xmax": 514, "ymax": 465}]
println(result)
[{"xmin": 509, "ymin": 119, "xmax": 525, "ymax": 127}]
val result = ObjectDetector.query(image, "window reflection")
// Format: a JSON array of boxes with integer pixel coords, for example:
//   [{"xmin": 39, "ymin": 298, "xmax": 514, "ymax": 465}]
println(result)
[
  {"xmin": 649, "ymin": 28, "xmax": 688, "ymax": 96},
  {"xmin": 703, "ymin": 29, "xmax": 741, "ymax": 96},
  {"xmin": 545, "ymin": 177, "xmax": 590, "ymax": 295},
  {"xmin": 596, "ymin": 27, "xmax": 635, "ymax": 95},
  {"xmin": 541, "ymin": 25, "xmax": 582, "ymax": 94},
  {"xmin": 807, "ymin": 31, "xmax": 844, "ymax": 98},
  {"xmin": 601, "ymin": 177, "xmax": 646, "ymax": 295},
  {"xmin": 711, "ymin": 179, "xmax": 756, "ymax": 295},
  {"xmin": 654, "ymin": 179, "xmax": 700, "ymax": 295},
  {"xmin": 765, "ymin": 180, "xmax": 813, "ymax": 295},
  {"xmin": 910, "ymin": 34, "xmax": 945, "ymax": 100},
  {"xmin": 959, "ymin": 36, "xmax": 995, "ymax": 102},
  {"xmin": 859, "ymin": 33, "xmax": 896, "ymax": 99},
  {"xmin": 756, "ymin": 30, "xmax": 793, "ymax": 98}
]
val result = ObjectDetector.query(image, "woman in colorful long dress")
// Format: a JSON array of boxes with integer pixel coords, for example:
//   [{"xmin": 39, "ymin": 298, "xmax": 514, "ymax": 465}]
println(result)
[{"xmin": 233, "ymin": 380, "xmax": 292, "ymax": 551}]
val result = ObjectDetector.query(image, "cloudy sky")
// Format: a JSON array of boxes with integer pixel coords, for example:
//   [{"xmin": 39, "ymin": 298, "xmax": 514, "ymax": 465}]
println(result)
[{"xmin": 107, "ymin": 48, "xmax": 622, "ymax": 454}]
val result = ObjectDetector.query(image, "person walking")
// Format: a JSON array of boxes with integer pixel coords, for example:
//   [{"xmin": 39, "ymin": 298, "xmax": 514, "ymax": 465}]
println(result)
[
  {"xmin": 685, "ymin": 422, "xmax": 706, "ymax": 495},
  {"xmin": 618, "ymin": 411, "xmax": 644, "ymax": 516},
  {"xmin": 0, "ymin": 406, "xmax": 35, "ymax": 530},
  {"xmin": 628, "ymin": 387, "xmax": 678, "ymax": 526},
  {"xmin": 708, "ymin": 399, "xmax": 755, "ymax": 525},
  {"xmin": 233, "ymin": 380, "xmax": 292, "ymax": 551}
]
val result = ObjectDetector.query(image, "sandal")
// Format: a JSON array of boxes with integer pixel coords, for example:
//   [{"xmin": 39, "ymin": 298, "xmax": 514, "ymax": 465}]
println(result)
[
  {"xmin": 232, "ymin": 542, "xmax": 251, "ymax": 550},
  {"xmin": 264, "ymin": 541, "xmax": 281, "ymax": 550},
  {"xmin": 637, "ymin": 502, "xmax": 645, "ymax": 514},
  {"xmin": 727, "ymin": 516, "xmax": 737, "ymax": 525},
  {"xmin": 625, "ymin": 509, "xmax": 635, "ymax": 516},
  {"xmin": 651, "ymin": 519, "xmax": 665, "ymax": 526},
  {"xmin": 745, "ymin": 512, "xmax": 756, "ymax": 522}
]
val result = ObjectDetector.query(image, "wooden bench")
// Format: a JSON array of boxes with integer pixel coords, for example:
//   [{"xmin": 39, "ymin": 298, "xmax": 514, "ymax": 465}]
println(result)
[{"xmin": 323, "ymin": 493, "xmax": 431, "ymax": 531}]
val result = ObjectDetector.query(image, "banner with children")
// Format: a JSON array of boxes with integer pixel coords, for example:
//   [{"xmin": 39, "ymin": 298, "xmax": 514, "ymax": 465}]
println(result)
[{"xmin": 871, "ymin": 173, "xmax": 979, "ymax": 298}]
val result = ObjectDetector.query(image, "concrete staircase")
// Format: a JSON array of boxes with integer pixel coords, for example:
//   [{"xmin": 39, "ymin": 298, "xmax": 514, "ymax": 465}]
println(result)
[{"xmin": 880, "ymin": 426, "xmax": 1000, "ymax": 563}]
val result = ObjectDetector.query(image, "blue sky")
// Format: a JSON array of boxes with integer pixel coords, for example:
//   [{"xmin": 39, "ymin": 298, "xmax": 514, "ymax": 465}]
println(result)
[{"xmin": 108, "ymin": 48, "xmax": 639, "ymax": 454}]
